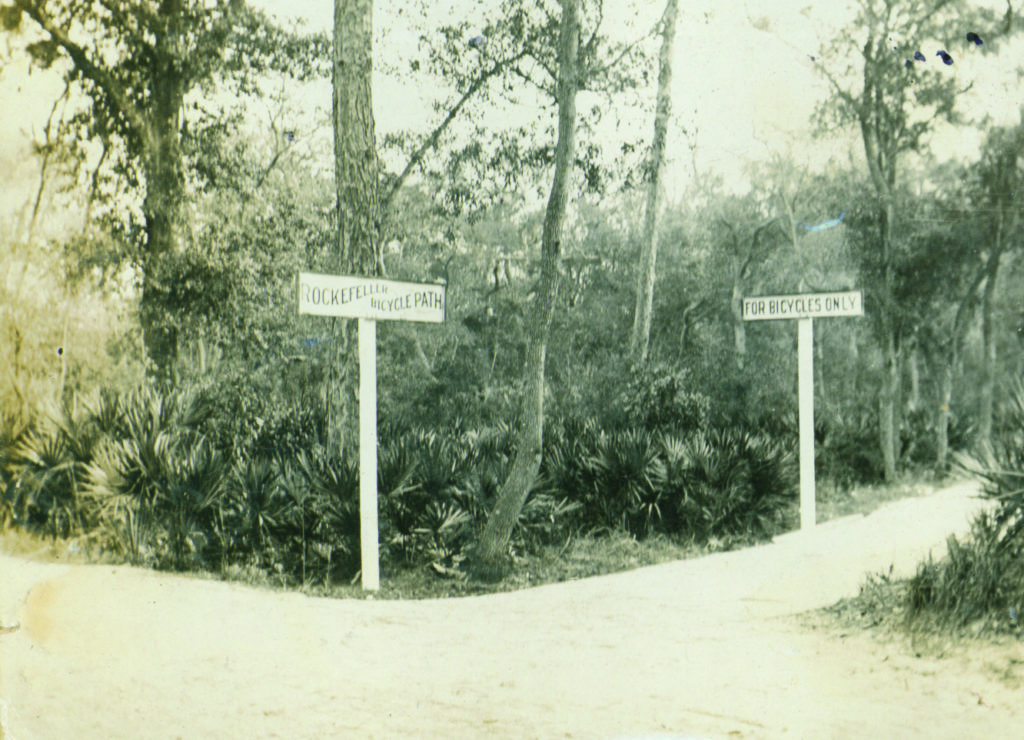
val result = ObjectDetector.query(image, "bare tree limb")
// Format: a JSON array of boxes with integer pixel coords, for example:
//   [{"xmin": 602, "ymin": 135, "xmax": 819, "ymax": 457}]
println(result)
[
  {"xmin": 28, "ymin": 80, "xmax": 70, "ymax": 240},
  {"xmin": 15, "ymin": 0, "xmax": 152, "ymax": 149},
  {"xmin": 383, "ymin": 50, "xmax": 527, "ymax": 212}
]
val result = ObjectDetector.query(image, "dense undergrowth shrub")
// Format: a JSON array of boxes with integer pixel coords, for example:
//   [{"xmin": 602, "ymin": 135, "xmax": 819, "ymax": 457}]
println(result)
[
  {"xmin": 2, "ymin": 379, "xmax": 799, "ymax": 584},
  {"xmin": 894, "ymin": 380, "xmax": 1024, "ymax": 635},
  {"xmin": 817, "ymin": 408, "xmax": 883, "ymax": 490},
  {"xmin": 541, "ymin": 420, "xmax": 796, "ymax": 540},
  {"xmin": 619, "ymin": 364, "xmax": 710, "ymax": 433}
]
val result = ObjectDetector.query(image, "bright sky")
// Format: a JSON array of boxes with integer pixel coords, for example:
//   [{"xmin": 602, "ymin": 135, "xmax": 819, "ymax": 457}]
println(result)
[
  {"xmin": 224, "ymin": 0, "xmax": 1024, "ymax": 196},
  {"xmin": 0, "ymin": 0, "xmax": 1020, "ymax": 225},
  {"xmin": 256, "ymin": 0, "xmax": 852, "ymax": 196}
]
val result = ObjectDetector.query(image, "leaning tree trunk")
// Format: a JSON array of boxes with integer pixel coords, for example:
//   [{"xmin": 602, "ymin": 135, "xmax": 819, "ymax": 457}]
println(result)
[
  {"xmin": 330, "ymin": 0, "xmax": 381, "ymax": 457},
  {"xmin": 935, "ymin": 265, "xmax": 984, "ymax": 472},
  {"xmin": 472, "ymin": 0, "xmax": 579, "ymax": 576},
  {"xmin": 936, "ymin": 360, "xmax": 953, "ymax": 472},
  {"xmin": 629, "ymin": 0, "xmax": 678, "ymax": 363},
  {"xmin": 978, "ymin": 244, "xmax": 1001, "ymax": 451}
]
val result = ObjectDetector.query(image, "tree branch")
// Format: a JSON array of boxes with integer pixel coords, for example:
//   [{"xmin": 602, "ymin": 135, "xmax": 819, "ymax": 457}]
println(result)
[
  {"xmin": 15, "ymin": 0, "xmax": 152, "ymax": 149},
  {"xmin": 582, "ymin": 28, "xmax": 653, "ymax": 88},
  {"xmin": 92, "ymin": 0, "xmax": 154, "ymax": 47},
  {"xmin": 382, "ymin": 50, "xmax": 527, "ymax": 211},
  {"xmin": 29, "ymin": 79, "xmax": 70, "ymax": 239}
]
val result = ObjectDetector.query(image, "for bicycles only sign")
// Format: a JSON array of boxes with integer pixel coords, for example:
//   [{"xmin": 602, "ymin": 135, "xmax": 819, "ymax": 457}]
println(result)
[
  {"xmin": 742, "ymin": 290, "xmax": 863, "ymax": 321},
  {"xmin": 297, "ymin": 272, "xmax": 445, "ymax": 323},
  {"xmin": 742, "ymin": 288, "xmax": 863, "ymax": 532}
]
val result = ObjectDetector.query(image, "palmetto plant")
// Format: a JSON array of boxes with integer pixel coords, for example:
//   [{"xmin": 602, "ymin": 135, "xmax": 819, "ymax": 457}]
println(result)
[
  {"xmin": 0, "ymin": 411, "xmax": 29, "ymax": 528},
  {"xmin": 378, "ymin": 429, "xmax": 474, "ymax": 565},
  {"xmin": 586, "ymin": 428, "xmax": 666, "ymax": 535},
  {"xmin": 413, "ymin": 500, "xmax": 472, "ymax": 567},
  {"xmin": 82, "ymin": 384, "xmax": 218, "ymax": 564},
  {"xmin": 904, "ymin": 379, "xmax": 1024, "ymax": 634},
  {"xmin": 541, "ymin": 417, "xmax": 601, "ymax": 502},
  {"xmin": 663, "ymin": 429, "xmax": 794, "ymax": 540},
  {"xmin": 4, "ymin": 397, "xmax": 110, "ymax": 539},
  {"xmin": 8, "ymin": 428, "xmax": 78, "ymax": 537},
  {"xmin": 293, "ymin": 449, "xmax": 360, "ymax": 581},
  {"xmin": 155, "ymin": 436, "xmax": 227, "ymax": 570},
  {"xmin": 228, "ymin": 456, "xmax": 284, "ymax": 558},
  {"xmin": 955, "ymin": 377, "xmax": 1024, "ymax": 550}
]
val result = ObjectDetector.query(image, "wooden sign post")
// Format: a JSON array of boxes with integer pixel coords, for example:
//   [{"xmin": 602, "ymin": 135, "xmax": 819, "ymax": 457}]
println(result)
[
  {"xmin": 742, "ymin": 291, "xmax": 863, "ymax": 531},
  {"xmin": 298, "ymin": 271, "xmax": 446, "ymax": 590}
]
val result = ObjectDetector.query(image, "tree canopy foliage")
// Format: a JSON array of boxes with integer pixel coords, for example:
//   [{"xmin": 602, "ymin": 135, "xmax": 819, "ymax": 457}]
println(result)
[
  {"xmin": 2, "ymin": 0, "xmax": 1024, "ymax": 588},
  {"xmin": 1, "ymin": 0, "xmax": 327, "ymax": 371}
]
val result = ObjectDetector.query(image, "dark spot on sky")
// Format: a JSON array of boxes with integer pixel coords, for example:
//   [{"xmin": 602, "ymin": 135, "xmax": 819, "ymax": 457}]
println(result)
[
  {"xmin": 56, "ymin": 347, "xmax": 63, "ymax": 356},
  {"xmin": 914, "ymin": 50, "xmax": 926, "ymax": 62},
  {"xmin": 966, "ymin": 32, "xmax": 983, "ymax": 45},
  {"xmin": 468, "ymin": 36, "xmax": 486, "ymax": 49},
  {"xmin": 937, "ymin": 50, "xmax": 954, "ymax": 65}
]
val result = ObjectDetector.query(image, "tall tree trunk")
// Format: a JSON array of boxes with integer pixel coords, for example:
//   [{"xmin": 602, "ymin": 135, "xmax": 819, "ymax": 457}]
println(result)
[
  {"xmin": 472, "ymin": 0, "xmax": 579, "ymax": 576},
  {"xmin": 908, "ymin": 340, "xmax": 920, "ymax": 412},
  {"xmin": 679, "ymin": 299, "xmax": 701, "ymax": 354},
  {"xmin": 880, "ymin": 330, "xmax": 899, "ymax": 481},
  {"xmin": 935, "ymin": 265, "xmax": 984, "ymax": 472},
  {"xmin": 936, "ymin": 361, "xmax": 953, "ymax": 471},
  {"xmin": 815, "ymin": 331, "xmax": 826, "ymax": 413},
  {"xmin": 731, "ymin": 272, "xmax": 746, "ymax": 370},
  {"xmin": 139, "ymin": 1, "xmax": 186, "ymax": 374},
  {"xmin": 334, "ymin": 0, "xmax": 380, "ymax": 277},
  {"xmin": 978, "ymin": 246, "xmax": 1001, "ymax": 450},
  {"xmin": 874, "ymin": 191, "xmax": 899, "ymax": 482},
  {"xmin": 859, "ymin": 86, "xmax": 902, "ymax": 481},
  {"xmin": 629, "ymin": 0, "xmax": 678, "ymax": 363},
  {"xmin": 330, "ymin": 0, "xmax": 380, "ymax": 456}
]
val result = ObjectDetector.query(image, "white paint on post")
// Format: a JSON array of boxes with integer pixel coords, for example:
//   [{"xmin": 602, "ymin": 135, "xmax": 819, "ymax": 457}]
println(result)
[
  {"xmin": 358, "ymin": 318, "xmax": 380, "ymax": 591},
  {"xmin": 798, "ymin": 317, "xmax": 816, "ymax": 530},
  {"xmin": 742, "ymin": 290, "xmax": 862, "ymax": 532},
  {"xmin": 298, "ymin": 272, "xmax": 445, "ymax": 591}
]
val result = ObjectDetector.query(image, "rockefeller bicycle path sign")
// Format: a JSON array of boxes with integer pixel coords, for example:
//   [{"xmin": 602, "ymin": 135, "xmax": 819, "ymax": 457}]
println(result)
[
  {"xmin": 298, "ymin": 271, "xmax": 446, "ymax": 591},
  {"xmin": 298, "ymin": 271, "xmax": 445, "ymax": 323}
]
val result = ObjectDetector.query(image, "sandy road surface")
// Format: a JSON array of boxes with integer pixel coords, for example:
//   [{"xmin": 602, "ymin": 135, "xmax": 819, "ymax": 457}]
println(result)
[{"xmin": 1, "ymin": 482, "xmax": 1022, "ymax": 739}]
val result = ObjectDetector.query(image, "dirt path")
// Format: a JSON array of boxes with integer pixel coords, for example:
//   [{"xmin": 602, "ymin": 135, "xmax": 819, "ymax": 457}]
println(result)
[{"xmin": 2, "ymin": 482, "xmax": 1021, "ymax": 739}]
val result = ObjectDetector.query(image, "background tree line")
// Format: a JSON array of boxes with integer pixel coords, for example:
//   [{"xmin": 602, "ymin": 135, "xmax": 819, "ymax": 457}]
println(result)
[{"xmin": 1, "ymin": 0, "xmax": 1023, "ymax": 584}]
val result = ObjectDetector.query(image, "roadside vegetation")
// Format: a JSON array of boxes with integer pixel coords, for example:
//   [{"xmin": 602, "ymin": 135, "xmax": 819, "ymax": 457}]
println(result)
[
  {"xmin": 830, "ymin": 381, "xmax": 1024, "ymax": 641},
  {"xmin": 2, "ymin": 0, "xmax": 1023, "ymax": 620},
  {"xmin": 0, "ymin": 466, "xmax": 942, "ymax": 601}
]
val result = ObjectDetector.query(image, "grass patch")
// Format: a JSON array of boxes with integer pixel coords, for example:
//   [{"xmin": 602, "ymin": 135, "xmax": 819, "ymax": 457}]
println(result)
[
  {"xmin": 816, "ymin": 475, "xmax": 944, "ymax": 522},
  {"xmin": 827, "ymin": 510, "xmax": 1024, "ymax": 642},
  {"xmin": 0, "ymin": 527, "xmax": 117, "ymax": 566}
]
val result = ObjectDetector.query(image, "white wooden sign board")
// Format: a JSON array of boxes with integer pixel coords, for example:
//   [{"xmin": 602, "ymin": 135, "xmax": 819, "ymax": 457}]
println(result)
[
  {"xmin": 298, "ymin": 271, "xmax": 447, "ymax": 590},
  {"xmin": 298, "ymin": 271, "xmax": 445, "ymax": 323},
  {"xmin": 743, "ymin": 291, "xmax": 864, "ymax": 531}
]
